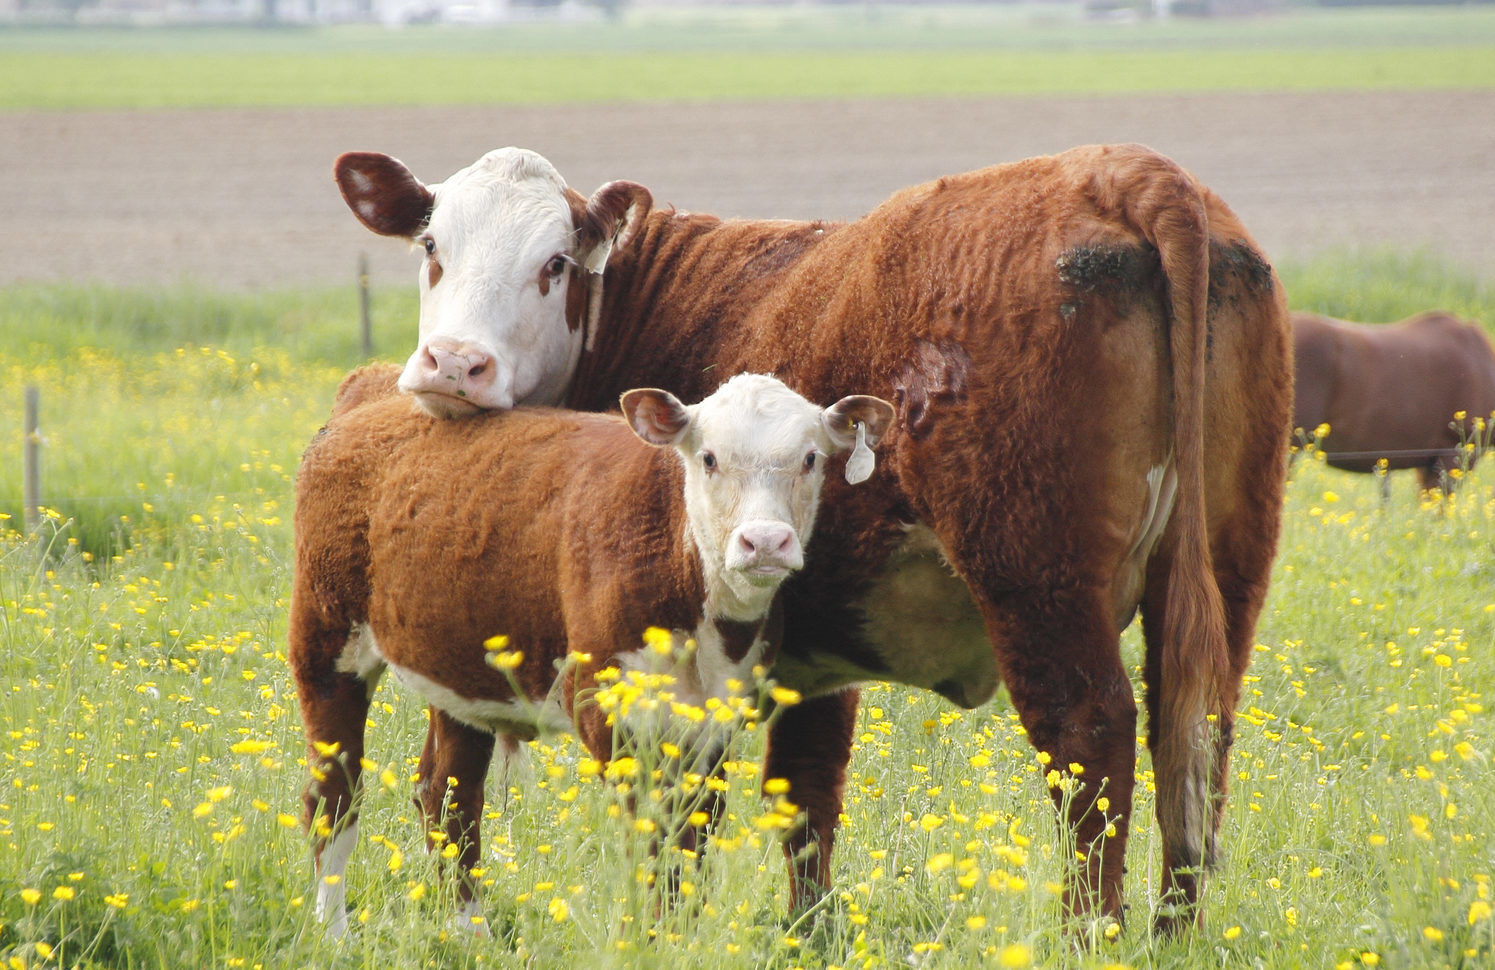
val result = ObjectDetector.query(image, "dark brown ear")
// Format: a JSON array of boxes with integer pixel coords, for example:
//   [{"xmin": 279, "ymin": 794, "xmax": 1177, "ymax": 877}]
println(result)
[
  {"xmin": 577, "ymin": 180, "xmax": 653, "ymax": 272},
  {"xmin": 822, "ymin": 395, "xmax": 897, "ymax": 452},
  {"xmin": 334, "ymin": 152, "xmax": 434, "ymax": 239},
  {"xmin": 621, "ymin": 387, "xmax": 691, "ymax": 446}
]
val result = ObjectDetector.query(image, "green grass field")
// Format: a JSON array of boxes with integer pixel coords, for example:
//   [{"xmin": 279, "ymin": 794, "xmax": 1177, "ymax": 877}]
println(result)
[
  {"xmin": 2, "ymin": 252, "xmax": 1495, "ymax": 969},
  {"xmin": 3, "ymin": 4, "xmax": 1495, "ymax": 107}
]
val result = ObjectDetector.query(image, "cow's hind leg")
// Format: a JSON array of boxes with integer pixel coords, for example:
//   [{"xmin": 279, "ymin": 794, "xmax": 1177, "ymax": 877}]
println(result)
[
  {"xmin": 984, "ymin": 589, "xmax": 1138, "ymax": 928},
  {"xmin": 414, "ymin": 708, "xmax": 497, "ymax": 931}
]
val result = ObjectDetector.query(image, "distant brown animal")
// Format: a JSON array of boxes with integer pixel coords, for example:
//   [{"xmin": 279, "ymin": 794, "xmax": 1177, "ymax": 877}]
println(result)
[
  {"xmin": 290, "ymin": 366, "xmax": 894, "ymax": 936},
  {"xmin": 1293, "ymin": 310, "xmax": 1495, "ymax": 490},
  {"xmin": 333, "ymin": 142, "xmax": 1294, "ymax": 932}
]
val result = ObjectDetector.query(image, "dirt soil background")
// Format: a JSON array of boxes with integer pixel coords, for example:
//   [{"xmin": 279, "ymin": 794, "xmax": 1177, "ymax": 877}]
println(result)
[{"xmin": 5, "ymin": 91, "xmax": 1492, "ymax": 294}]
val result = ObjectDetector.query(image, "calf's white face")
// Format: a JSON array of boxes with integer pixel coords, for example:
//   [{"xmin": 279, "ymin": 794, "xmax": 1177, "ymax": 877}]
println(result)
[
  {"xmin": 335, "ymin": 148, "xmax": 650, "ymax": 418},
  {"xmin": 623, "ymin": 374, "xmax": 895, "ymax": 619}
]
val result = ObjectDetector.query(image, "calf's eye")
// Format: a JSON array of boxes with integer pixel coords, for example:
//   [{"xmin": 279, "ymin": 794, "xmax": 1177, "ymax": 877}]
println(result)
[
  {"xmin": 545, "ymin": 254, "xmax": 570, "ymax": 278},
  {"xmin": 702, "ymin": 452, "xmax": 717, "ymax": 471},
  {"xmin": 803, "ymin": 452, "xmax": 818, "ymax": 473},
  {"xmin": 422, "ymin": 237, "xmax": 436, "ymax": 257}
]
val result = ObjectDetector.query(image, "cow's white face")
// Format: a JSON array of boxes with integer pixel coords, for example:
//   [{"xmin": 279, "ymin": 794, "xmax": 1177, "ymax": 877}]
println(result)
[
  {"xmin": 335, "ymin": 149, "xmax": 651, "ymax": 418},
  {"xmin": 623, "ymin": 374, "xmax": 895, "ymax": 620}
]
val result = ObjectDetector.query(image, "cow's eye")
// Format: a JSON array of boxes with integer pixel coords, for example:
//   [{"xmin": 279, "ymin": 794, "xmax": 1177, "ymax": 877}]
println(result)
[
  {"xmin": 422, "ymin": 236, "xmax": 436, "ymax": 257},
  {"xmin": 545, "ymin": 254, "xmax": 570, "ymax": 278},
  {"xmin": 802, "ymin": 451, "xmax": 818, "ymax": 473},
  {"xmin": 701, "ymin": 451, "xmax": 717, "ymax": 472}
]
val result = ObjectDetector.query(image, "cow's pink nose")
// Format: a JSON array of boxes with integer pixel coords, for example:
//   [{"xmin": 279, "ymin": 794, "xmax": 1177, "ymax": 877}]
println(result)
[{"xmin": 416, "ymin": 337, "xmax": 497, "ymax": 392}]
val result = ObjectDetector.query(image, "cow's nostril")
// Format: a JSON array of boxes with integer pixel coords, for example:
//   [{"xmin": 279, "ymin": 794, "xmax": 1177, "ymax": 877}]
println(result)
[
  {"xmin": 738, "ymin": 532, "xmax": 758, "ymax": 555},
  {"xmin": 468, "ymin": 359, "xmax": 488, "ymax": 379}
]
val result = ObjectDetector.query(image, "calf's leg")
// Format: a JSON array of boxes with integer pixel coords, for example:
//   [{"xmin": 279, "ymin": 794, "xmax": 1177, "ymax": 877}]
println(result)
[
  {"xmin": 289, "ymin": 609, "xmax": 383, "ymax": 937},
  {"xmin": 414, "ymin": 708, "xmax": 496, "ymax": 927}
]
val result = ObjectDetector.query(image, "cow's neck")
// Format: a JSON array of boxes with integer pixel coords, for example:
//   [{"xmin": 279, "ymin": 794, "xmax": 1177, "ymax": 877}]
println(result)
[{"xmin": 571, "ymin": 211, "xmax": 840, "ymax": 411}]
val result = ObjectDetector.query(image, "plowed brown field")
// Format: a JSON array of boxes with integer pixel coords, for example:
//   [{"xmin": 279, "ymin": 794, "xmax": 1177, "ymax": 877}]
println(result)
[{"xmin": 6, "ymin": 90, "xmax": 1491, "ymax": 290}]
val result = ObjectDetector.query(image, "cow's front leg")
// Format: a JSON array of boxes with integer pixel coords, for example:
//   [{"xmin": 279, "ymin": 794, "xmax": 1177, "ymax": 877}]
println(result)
[{"xmin": 413, "ymin": 707, "xmax": 496, "ymax": 931}]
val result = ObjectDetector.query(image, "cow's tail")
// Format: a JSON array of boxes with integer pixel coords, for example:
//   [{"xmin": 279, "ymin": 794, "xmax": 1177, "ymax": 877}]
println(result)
[{"xmin": 1105, "ymin": 145, "xmax": 1231, "ymax": 908}]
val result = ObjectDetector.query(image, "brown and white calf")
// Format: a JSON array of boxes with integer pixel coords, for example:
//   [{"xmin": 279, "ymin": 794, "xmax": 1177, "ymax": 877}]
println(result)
[
  {"xmin": 289, "ymin": 365, "xmax": 894, "ymax": 935},
  {"xmin": 334, "ymin": 143, "xmax": 1294, "ymax": 931}
]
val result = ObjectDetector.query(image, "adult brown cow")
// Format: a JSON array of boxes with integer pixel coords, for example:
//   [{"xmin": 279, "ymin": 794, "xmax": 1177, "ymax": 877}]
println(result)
[
  {"xmin": 1292, "ymin": 310, "xmax": 1495, "ymax": 490},
  {"xmin": 332, "ymin": 142, "xmax": 1293, "ymax": 932}
]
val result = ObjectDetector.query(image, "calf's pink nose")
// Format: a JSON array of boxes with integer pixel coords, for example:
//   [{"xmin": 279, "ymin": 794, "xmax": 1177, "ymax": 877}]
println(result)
[{"xmin": 735, "ymin": 523, "xmax": 802, "ymax": 570}]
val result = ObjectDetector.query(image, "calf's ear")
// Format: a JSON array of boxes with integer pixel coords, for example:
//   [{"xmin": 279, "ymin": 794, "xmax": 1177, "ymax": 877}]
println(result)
[
  {"xmin": 577, "ymin": 181, "xmax": 653, "ymax": 274},
  {"xmin": 621, "ymin": 388, "xmax": 692, "ymax": 447},
  {"xmin": 822, "ymin": 395, "xmax": 896, "ymax": 452},
  {"xmin": 334, "ymin": 152, "xmax": 435, "ymax": 239}
]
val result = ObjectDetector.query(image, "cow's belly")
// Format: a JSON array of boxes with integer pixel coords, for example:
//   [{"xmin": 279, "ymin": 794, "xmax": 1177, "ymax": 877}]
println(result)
[{"xmin": 770, "ymin": 525, "xmax": 999, "ymax": 708}]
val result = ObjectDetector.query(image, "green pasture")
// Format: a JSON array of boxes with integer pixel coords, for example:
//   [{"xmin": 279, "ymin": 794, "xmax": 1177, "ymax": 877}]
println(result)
[
  {"xmin": 4, "ymin": 4, "xmax": 1495, "ymax": 108},
  {"xmin": 3, "ymin": 253, "xmax": 1495, "ymax": 968}
]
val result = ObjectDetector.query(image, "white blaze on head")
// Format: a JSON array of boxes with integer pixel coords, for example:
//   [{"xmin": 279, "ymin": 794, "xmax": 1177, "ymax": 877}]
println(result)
[
  {"xmin": 622, "ymin": 374, "xmax": 896, "ymax": 619},
  {"xmin": 334, "ymin": 148, "xmax": 652, "ymax": 419},
  {"xmin": 403, "ymin": 150, "xmax": 579, "ymax": 415}
]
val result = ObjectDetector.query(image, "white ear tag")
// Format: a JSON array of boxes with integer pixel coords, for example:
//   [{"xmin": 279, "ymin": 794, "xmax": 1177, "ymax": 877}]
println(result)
[{"xmin": 844, "ymin": 422, "xmax": 874, "ymax": 485}]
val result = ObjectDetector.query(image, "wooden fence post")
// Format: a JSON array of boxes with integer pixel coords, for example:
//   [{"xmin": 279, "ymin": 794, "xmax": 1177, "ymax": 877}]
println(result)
[
  {"xmin": 359, "ymin": 253, "xmax": 373, "ymax": 360},
  {"xmin": 23, "ymin": 384, "xmax": 40, "ymax": 533}
]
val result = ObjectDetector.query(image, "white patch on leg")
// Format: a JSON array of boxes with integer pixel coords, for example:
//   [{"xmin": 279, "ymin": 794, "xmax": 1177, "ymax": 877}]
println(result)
[
  {"xmin": 315, "ymin": 823, "xmax": 358, "ymax": 939},
  {"xmin": 334, "ymin": 623, "xmax": 386, "ymax": 694},
  {"xmin": 453, "ymin": 896, "xmax": 490, "ymax": 937}
]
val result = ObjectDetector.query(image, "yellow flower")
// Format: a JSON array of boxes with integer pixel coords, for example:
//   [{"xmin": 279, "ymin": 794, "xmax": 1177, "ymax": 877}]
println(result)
[
  {"xmin": 105, "ymin": 892, "xmax": 129, "ymax": 909},
  {"xmin": 229, "ymin": 739, "xmax": 272, "ymax": 755},
  {"xmin": 1469, "ymin": 900, "xmax": 1492, "ymax": 924},
  {"xmin": 487, "ymin": 649, "xmax": 524, "ymax": 672},
  {"xmin": 643, "ymin": 627, "xmax": 674, "ymax": 656},
  {"xmin": 1423, "ymin": 926, "xmax": 1444, "ymax": 942},
  {"xmin": 996, "ymin": 943, "xmax": 1031, "ymax": 968},
  {"xmin": 965, "ymin": 915, "xmax": 987, "ymax": 930},
  {"xmin": 53, "ymin": 886, "xmax": 75, "ymax": 901},
  {"xmin": 763, "ymin": 777, "xmax": 791, "ymax": 796},
  {"xmin": 20, "ymin": 887, "xmax": 41, "ymax": 905},
  {"xmin": 770, "ymin": 686, "xmax": 802, "ymax": 706},
  {"xmin": 482, "ymin": 634, "xmax": 510, "ymax": 651},
  {"xmin": 35, "ymin": 942, "xmax": 54, "ymax": 960},
  {"xmin": 1223, "ymin": 924, "xmax": 1242, "ymax": 940},
  {"xmin": 548, "ymin": 897, "xmax": 569, "ymax": 923}
]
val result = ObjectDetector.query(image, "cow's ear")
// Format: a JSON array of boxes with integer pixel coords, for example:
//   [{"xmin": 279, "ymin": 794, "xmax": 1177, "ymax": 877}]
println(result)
[
  {"xmin": 621, "ymin": 388, "xmax": 691, "ymax": 446},
  {"xmin": 579, "ymin": 180, "xmax": 653, "ymax": 274},
  {"xmin": 822, "ymin": 395, "xmax": 896, "ymax": 452},
  {"xmin": 334, "ymin": 152, "xmax": 434, "ymax": 239}
]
